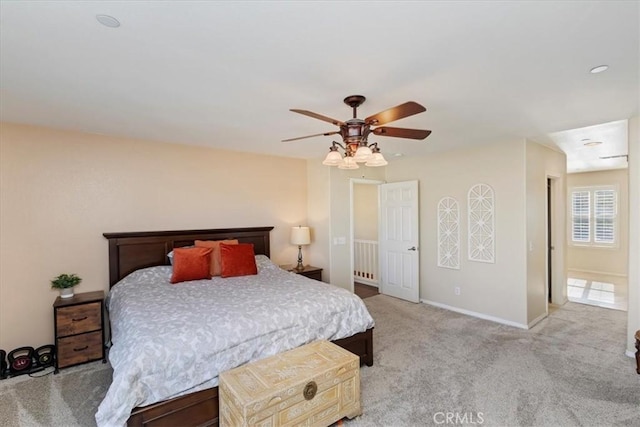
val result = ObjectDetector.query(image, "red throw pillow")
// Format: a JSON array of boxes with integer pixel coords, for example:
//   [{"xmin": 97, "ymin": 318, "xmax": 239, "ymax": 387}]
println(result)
[
  {"xmin": 170, "ymin": 247, "xmax": 213, "ymax": 284},
  {"xmin": 194, "ymin": 239, "xmax": 239, "ymax": 276},
  {"xmin": 220, "ymin": 243, "xmax": 258, "ymax": 278}
]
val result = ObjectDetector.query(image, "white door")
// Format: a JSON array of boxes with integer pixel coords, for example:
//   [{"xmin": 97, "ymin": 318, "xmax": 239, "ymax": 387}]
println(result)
[{"xmin": 379, "ymin": 180, "xmax": 420, "ymax": 303}]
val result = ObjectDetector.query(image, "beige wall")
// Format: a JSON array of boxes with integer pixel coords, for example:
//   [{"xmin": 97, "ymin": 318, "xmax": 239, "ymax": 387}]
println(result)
[
  {"xmin": 525, "ymin": 140, "xmax": 567, "ymax": 325},
  {"xmin": 386, "ymin": 140, "xmax": 529, "ymax": 327},
  {"xmin": 566, "ymin": 168, "xmax": 629, "ymax": 276},
  {"xmin": 0, "ymin": 122, "xmax": 308, "ymax": 351},
  {"xmin": 2, "ymin": 120, "xmax": 634, "ymax": 355},
  {"xmin": 353, "ymin": 183, "xmax": 379, "ymax": 241},
  {"xmin": 306, "ymin": 161, "xmax": 331, "ymax": 282}
]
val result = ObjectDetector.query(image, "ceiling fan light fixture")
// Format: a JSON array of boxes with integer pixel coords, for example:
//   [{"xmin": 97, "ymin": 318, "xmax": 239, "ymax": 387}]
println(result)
[
  {"xmin": 365, "ymin": 143, "xmax": 388, "ymax": 167},
  {"xmin": 353, "ymin": 144, "xmax": 373, "ymax": 163},
  {"xmin": 338, "ymin": 156, "xmax": 359, "ymax": 170},
  {"xmin": 322, "ymin": 146, "xmax": 343, "ymax": 166},
  {"xmin": 285, "ymin": 95, "xmax": 431, "ymax": 169},
  {"xmin": 365, "ymin": 152, "xmax": 388, "ymax": 167}
]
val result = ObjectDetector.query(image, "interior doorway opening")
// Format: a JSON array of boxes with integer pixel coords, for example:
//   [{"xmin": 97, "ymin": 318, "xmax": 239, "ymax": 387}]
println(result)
[
  {"xmin": 547, "ymin": 178, "xmax": 553, "ymax": 303},
  {"xmin": 546, "ymin": 174, "xmax": 565, "ymax": 309},
  {"xmin": 350, "ymin": 178, "xmax": 382, "ymax": 297},
  {"xmin": 564, "ymin": 168, "xmax": 629, "ymax": 312}
]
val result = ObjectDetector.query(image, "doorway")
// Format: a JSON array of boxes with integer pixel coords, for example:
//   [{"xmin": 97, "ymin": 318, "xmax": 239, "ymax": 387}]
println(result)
[
  {"xmin": 547, "ymin": 178, "xmax": 553, "ymax": 303},
  {"xmin": 565, "ymin": 169, "xmax": 629, "ymax": 312},
  {"xmin": 350, "ymin": 179, "xmax": 383, "ymax": 296},
  {"xmin": 349, "ymin": 179, "xmax": 421, "ymax": 303},
  {"xmin": 546, "ymin": 174, "xmax": 565, "ymax": 308}
]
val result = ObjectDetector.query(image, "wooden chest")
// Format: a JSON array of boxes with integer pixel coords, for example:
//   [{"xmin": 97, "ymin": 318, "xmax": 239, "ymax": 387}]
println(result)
[{"xmin": 219, "ymin": 340, "xmax": 361, "ymax": 427}]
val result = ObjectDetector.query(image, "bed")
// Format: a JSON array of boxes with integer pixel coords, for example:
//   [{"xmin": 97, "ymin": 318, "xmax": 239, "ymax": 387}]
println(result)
[{"xmin": 97, "ymin": 227, "xmax": 374, "ymax": 427}]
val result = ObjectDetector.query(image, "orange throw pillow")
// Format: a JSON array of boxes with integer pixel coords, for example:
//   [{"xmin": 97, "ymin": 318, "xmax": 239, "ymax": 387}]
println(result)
[
  {"xmin": 220, "ymin": 243, "xmax": 258, "ymax": 278},
  {"xmin": 194, "ymin": 239, "xmax": 239, "ymax": 276},
  {"xmin": 170, "ymin": 247, "xmax": 213, "ymax": 284}
]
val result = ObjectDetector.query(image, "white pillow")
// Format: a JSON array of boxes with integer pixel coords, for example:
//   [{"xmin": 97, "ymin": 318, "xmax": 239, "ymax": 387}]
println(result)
[{"xmin": 167, "ymin": 245, "xmax": 194, "ymax": 265}]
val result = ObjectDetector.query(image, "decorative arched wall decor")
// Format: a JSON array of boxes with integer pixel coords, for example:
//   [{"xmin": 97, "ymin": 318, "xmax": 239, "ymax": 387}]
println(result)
[
  {"xmin": 468, "ymin": 183, "xmax": 495, "ymax": 263},
  {"xmin": 437, "ymin": 196, "xmax": 460, "ymax": 269}
]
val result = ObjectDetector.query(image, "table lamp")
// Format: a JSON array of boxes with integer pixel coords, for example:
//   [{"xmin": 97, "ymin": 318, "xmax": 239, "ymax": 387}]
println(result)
[{"xmin": 290, "ymin": 226, "xmax": 311, "ymax": 271}]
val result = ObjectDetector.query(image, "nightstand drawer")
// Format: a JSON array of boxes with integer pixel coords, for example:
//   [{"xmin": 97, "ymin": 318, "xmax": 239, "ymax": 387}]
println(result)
[
  {"xmin": 56, "ymin": 302, "xmax": 102, "ymax": 336},
  {"xmin": 301, "ymin": 270, "xmax": 322, "ymax": 281},
  {"xmin": 282, "ymin": 265, "xmax": 323, "ymax": 282},
  {"xmin": 57, "ymin": 331, "xmax": 103, "ymax": 368}
]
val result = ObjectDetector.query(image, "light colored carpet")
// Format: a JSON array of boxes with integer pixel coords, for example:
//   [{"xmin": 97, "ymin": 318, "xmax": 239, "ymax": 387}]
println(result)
[
  {"xmin": 1, "ymin": 295, "xmax": 638, "ymax": 426},
  {"xmin": 0, "ymin": 361, "xmax": 111, "ymax": 426},
  {"xmin": 348, "ymin": 296, "xmax": 639, "ymax": 427}
]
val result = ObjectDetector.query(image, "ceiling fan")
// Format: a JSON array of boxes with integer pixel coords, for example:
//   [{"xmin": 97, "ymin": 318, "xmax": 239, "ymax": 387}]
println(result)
[{"xmin": 283, "ymin": 95, "xmax": 431, "ymax": 169}]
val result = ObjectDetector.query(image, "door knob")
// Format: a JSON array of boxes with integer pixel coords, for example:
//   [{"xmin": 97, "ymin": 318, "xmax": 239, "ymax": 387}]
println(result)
[{"xmin": 408, "ymin": 246, "xmax": 417, "ymax": 251}]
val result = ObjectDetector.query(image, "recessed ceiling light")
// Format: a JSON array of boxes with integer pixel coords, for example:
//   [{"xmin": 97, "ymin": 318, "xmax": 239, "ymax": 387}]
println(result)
[
  {"xmin": 393, "ymin": 153, "xmax": 404, "ymax": 157},
  {"xmin": 96, "ymin": 14, "xmax": 120, "ymax": 28},
  {"xmin": 583, "ymin": 141, "xmax": 603, "ymax": 147},
  {"xmin": 590, "ymin": 65, "xmax": 609, "ymax": 74}
]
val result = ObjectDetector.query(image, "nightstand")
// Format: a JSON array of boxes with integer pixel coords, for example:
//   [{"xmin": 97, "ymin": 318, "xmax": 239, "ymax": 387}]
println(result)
[
  {"xmin": 283, "ymin": 265, "xmax": 323, "ymax": 281},
  {"xmin": 53, "ymin": 290, "xmax": 106, "ymax": 373}
]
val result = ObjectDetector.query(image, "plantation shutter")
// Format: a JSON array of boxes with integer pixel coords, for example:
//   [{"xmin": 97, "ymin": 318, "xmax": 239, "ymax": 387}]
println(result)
[
  {"xmin": 571, "ymin": 191, "xmax": 590, "ymax": 242},
  {"xmin": 594, "ymin": 189, "xmax": 616, "ymax": 243}
]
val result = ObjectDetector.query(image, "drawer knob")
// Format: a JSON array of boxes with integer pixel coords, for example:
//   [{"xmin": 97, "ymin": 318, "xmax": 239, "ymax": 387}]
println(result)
[
  {"xmin": 303, "ymin": 381, "xmax": 317, "ymax": 401},
  {"xmin": 73, "ymin": 346, "xmax": 89, "ymax": 352},
  {"xmin": 72, "ymin": 316, "xmax": 88, "ymax": 322}
]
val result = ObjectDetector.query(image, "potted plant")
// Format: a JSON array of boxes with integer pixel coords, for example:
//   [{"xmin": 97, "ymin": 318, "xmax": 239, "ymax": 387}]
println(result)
[{"xmin": 51, "ymin": 273, "xmax": 82, "ymax": 299}]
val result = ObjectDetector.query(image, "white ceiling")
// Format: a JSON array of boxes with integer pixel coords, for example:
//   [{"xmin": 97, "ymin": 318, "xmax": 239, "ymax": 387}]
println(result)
[{"xmin": 1, "ymin": 1, "xmax": 637, "ymax": 172}]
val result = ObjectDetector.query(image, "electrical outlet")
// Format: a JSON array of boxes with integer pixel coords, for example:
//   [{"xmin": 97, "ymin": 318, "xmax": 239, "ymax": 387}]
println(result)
[{"xmin": 454, "ymin": 287, "xmax": 461, "ymax": 296}]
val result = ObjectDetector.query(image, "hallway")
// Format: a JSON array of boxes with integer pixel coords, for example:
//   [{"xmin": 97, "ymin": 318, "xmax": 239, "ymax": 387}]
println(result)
[{"xmin": 567, "ymin": 270, "xmax": 628, "ymax": 311}]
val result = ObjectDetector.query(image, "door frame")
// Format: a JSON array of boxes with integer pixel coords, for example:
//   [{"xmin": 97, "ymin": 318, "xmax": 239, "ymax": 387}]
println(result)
[
  {"xmin": 547, "ymin": 177, "xmax": 552, "ymax": 304},
  {"xmin": 546, "ymin": 172, "xmax": 566, "ymax": 307},
  {"xmin": 349, "ymin": 178, "xmax": 384, "ymax": 293}
]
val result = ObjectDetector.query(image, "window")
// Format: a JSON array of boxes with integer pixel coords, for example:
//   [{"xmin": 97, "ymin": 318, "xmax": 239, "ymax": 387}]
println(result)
[
  {"xmin": 570, "ymin": 187, "xmax": 617, "ymax": 246},
  {"xmin": 571, "ymin": 190, "xmax": 590, "ymax": 242}
]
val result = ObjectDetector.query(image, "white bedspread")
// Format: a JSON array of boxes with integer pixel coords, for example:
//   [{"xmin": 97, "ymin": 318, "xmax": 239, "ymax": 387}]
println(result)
[{"xmin": 95, "ymin": 255, "xmax": 374, "ymax": 427}]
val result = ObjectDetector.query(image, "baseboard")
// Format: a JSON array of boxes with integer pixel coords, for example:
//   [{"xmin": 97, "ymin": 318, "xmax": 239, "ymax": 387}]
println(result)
[
  {"xmin": 421, "ymin": 299, "xmax": 529, "ymax": 330},
  {"xmin": 528, "ymin": 312, "xmax": 548, "ymax": 328},
  {"xmin": 551, "ymin": 298, "xmax": 569, "ymax": 306},
  {"xmin": 567, "ymin": 268, "xmax": 627, "ymax": 278}
]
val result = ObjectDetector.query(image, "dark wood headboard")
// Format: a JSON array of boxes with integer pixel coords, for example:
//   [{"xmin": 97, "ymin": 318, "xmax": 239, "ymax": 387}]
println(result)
[{"xmin": 103, "ymin": 226, "xmax": 274, "ymax": 287}]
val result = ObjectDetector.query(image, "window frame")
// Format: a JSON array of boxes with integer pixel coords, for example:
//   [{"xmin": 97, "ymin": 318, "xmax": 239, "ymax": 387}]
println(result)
[{"xmin": 568, "ymin": 185, "xmax": 618, "ymax": 248}]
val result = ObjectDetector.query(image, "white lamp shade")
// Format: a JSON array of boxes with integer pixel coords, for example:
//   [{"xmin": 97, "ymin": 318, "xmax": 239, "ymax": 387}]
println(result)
[
  {"xmin": 353, "ymin": 145, "xmax": 373, "ymax": 163},
  {"xmin": 365, "ymin": 152, "xmax": 388, "ymax": 167},
  {"xmin": 338, "ymin": 156, "xmax": 359, "ymax": 169},
  {"xmin": 322, "ymin": 150, "xmax": 343, "ymax": 166},
  {"xmin": 291, "ymin": 226, "xmax": 311, "ymax": 245}
]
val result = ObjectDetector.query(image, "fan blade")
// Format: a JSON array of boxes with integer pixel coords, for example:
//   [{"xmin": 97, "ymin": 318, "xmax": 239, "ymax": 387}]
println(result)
[
  {"xmin": 282, "ymin": 131, "xmax": 340, "ymax": 142},
  {"xmin": 290, "ymin": 109, "xmax": 345, "ymax": 126},
  {"xmin": 365, "ymin": 101, "xmax": 426, "ymax": 126},
  {"xmin": 372, "ymin": 127, "xmax": 431, "ymax": 140}
]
